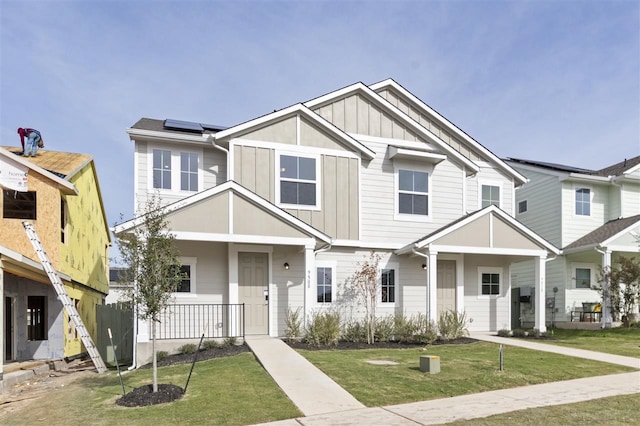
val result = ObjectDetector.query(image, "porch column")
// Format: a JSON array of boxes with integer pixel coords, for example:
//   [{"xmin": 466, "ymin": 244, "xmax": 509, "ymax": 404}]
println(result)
[
  {"xmin": 599, "ymin": 248, "xmax": 613, "ymax": 328},
  {"xmin": 534, "ymin": 256, "xmax": 546, "ymax": 333},
  {"xmin": 427, "ymin": 251, "xmax": 438, "ymax": 324},
  {"xmin": 304, "ymin": 245, "xmax": 315, "ymax": 326}
]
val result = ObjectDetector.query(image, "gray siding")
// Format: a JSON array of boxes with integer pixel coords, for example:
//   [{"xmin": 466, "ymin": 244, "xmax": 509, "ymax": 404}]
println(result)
[{"xmin": 561, "ymin": 181, "xmax": 608, "ymax": 247}]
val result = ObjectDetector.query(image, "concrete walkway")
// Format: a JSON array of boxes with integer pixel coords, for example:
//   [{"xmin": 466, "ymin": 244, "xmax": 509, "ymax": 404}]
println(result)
[
  {"xmin": 245, "ymin": 336, "xmax": 365, "ymax": 416},
  {"xmin": 251, "ymin": 334, "xmax": 640, "ymax": 425}
]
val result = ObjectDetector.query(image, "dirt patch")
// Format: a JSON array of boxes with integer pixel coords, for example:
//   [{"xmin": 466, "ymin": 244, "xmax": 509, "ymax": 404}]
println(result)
[
  {"xmin": 140, "ymin": 343, "xmax": 250, "ymax": 368},
  {"xmin": 116, "ymin": 383, "xmax": 184, "ymax": 407}
]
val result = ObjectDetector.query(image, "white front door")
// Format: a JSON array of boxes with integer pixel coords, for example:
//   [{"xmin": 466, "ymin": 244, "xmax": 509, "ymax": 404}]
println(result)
[{"xmin": 238, "ymin": 252, "xmax": 269, "ymax": 335}]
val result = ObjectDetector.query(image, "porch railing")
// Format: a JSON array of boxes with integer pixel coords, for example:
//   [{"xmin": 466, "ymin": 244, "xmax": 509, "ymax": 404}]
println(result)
[{"xmin": 154, "ymin": 303, "xmax": 245, "ymax": 340}]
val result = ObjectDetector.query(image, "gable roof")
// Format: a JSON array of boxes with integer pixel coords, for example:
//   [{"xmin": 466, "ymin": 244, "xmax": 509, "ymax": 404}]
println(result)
[
  {"xmin": 397, "ymin": 204, "xmax": 559, "ymax": 256},
  {"xmin": 213, "ymin": 103, "xmax": 376, "ymax": 160},
  {"xmin": 113, "ymin": 180, "xmax": 332, "ymax": 245},
  {"xmin": 370, "ymin": 79, "xmax": 527, "ymax": 186},
  {"xmin": 0, "ymin": 147, "xmax": 78, "ymax": 194},
  {"xmin": 507, "ymin": 155, "xmax": 640, "ymax": 178},
  {"xmin": 563, "ymin": 214, "xmax": 640, "ymax": 252},
  {"xmin": 304, "ymin": 81, "xmax": 481, "ymax": 175}
]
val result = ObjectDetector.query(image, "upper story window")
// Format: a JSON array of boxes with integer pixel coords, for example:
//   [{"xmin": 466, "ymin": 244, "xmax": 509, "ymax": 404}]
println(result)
[
  {"xmin": 481, "ymin": 184, "xmax": 501, "ymax": 208},
  {"xmin": 150, "ymin": 148, "xmax": 201, "ymax": 193},
  {"xmin": 398, "ymin": 170, "xmax": 429, "ymax": 215},
  {"xmin": 180, "ymin": 152, "xmax": 198, "ymax": 191},
  {"xmin": 61, "ymin": 198, "xmax": 68, "ymax": 243},
  {"xmin": 153, "ymin": 149, "xmax": 172, "ymax": 190},
  {"xmin": 3, "ymin": 190, "xmax": 36, "ymax": 219},
  {"xmin": 575, "ymin": 187, "xmax": 591, "ymax": 216},
  {"xmin": 518, "ymin": 200, "xmax": 528, "ymax": 214},
  {"xmin": 278, "ymin": 154, "xmax": 318, "ymax": 208}
]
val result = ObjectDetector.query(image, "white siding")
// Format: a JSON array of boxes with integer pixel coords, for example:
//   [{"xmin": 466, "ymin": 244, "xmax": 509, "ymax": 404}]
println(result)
[
  {"xmin": 561, "ymin": 181, "xmax": 609, "ymax": 247},
  {"xmin": 272, "ymin": 246, "xmax": 305, "ymax": 336},
  {"xmin": 621, "ymin": 181, "xmax": 640, "ymax": 218},
  {"xmin": 468, "ymin": 165, "xmax": 515, "ymax": 215},
  {"xmin": 173, "ymin": 241, "xmax": 229, "ymax": 303},
  {"xmin": 513, "ymin": 169, "xmax": 562, "ymax": 246}
]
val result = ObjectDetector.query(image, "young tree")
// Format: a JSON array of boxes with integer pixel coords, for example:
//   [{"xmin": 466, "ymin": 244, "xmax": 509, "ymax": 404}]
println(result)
[
  {"xmin": 597, "ymin": 256, "xmax": 640, "ymax": 327},
  {"xmin": 350, "ymin": 251, "xmax": 381, "ymax": 344},
  {"xmin": 116, "ymin": 195, "xmax": 184, "ymax": 392}
]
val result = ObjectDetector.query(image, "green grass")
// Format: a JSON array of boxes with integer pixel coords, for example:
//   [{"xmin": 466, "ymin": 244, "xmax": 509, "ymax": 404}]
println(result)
[
  {"xmin": 0, "ymin": 353, "xmax": 301, "ymax": 425},
  {"xmin": 453, "ymin": 393, "xmax": 640, "ymax": 425},
  {"xmin": 297, "ymin": 341, "xmax": 635, "ymax": 407},
  {"xmin": 546, "ymin": 327, "xmax": 640, "ymax": 358}
]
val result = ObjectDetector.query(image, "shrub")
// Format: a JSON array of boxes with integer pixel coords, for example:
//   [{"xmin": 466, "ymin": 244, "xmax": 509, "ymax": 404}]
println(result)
[
  {"xmin": 284, "ymin": 306, "xmax": 303, "ymax": 341},
  {"xmin": 341, "ymin": 318, "xmax": 368, "ymax": 343},
  {"xmin": 530, "ymin": 328, "xmax": 541, "ymax": 338},
  {"xmin": 202, "ymin": 340, "xmax": 221, "ymax": 350},
  {"xmin": 497, "ymin": 329, "xmax": 512, "ymax": 337},
  {"xmin": 412, "ymin": 313, "xmax": 438, "ymax": 345},
  {"xmin": 156, "ymin": 351, "xmax": 168, "ymax": 362},
  {"xmin": 177, "ymin": 343, "xmax": 198, "ymax": 354},
  {"xmin": 224, "ymin": 336, "xmax": 237, "ymax": 346},
  {"xmin": 392, "ymin": 313, "xmax": 417, "ymax": 343},
  {"xmin": 375, "ymin": 315, "xmax": 394, "ymax": 343},
  {"xmin": 438, "ymin": 310, "xmax": 469, "ymax": 341},
  {"xmin": 512, "ymin": 329, "xmax": 528, "ymax": 338},
  {"xmin": 305, "ymin": 310, "xmax": 341, "ymax": 347}
]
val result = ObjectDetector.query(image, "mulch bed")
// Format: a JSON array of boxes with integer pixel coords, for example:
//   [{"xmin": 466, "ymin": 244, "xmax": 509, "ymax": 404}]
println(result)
[
  {"xmin": 140, "ymin": 343, "xmax": 251, "ymax": 369},
  {"xmin": 116, "ymin": 384, "xmax": 184, "ymax": 407},
  {"xmin": 286, "ymin": 337, "xmax": 477, "ymax": 350}
]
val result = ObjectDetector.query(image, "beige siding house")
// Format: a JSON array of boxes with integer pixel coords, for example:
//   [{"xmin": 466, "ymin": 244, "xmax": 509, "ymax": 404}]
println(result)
[
  {"xmin": 116, "ymin": 80, "xmax": 558, "ymax": 364},
  {"xmin": 507, "ymin": 157, "xmax": 640, "ymax": 327}
]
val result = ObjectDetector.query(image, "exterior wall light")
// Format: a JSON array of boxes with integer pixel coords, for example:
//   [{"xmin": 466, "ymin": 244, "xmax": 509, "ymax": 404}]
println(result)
[{"xmin": 284, "ymin": 262, "xmax": 290, "ymax": 270}]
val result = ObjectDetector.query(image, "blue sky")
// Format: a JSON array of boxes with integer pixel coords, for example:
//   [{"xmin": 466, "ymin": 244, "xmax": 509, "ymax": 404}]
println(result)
[{"xmin": 2, "ymin": 0, "xmax": 639, "ymax": 242}]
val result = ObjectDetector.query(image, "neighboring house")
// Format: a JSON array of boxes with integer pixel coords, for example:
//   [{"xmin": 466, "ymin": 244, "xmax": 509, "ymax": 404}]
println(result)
[
  {"xmin": 115, "ymin": 79, "xmax": 558, "ymax": 364},
  {"xmin": 506, "ymin": 156, "xmax": 640, "ymax": 326},
  {"xmin": 105, "ymin": 267, "xmax": 130, "ymax": 305},
  {"xmin": 0, "ymin": 146, "xmax": 110, "ymax": 386}
]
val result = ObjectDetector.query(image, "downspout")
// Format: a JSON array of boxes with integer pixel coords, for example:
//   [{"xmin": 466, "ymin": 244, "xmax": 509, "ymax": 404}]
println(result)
[
  {"xmin": 207, "ymin": 134, "xmax": 230, "ymax": 180},
  {"xmin": 314, "ymin": 241, "xmax": 332, "ymax": 255}
]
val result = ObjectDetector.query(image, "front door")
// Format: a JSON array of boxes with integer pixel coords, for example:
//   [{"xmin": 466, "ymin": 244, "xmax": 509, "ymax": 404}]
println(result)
[
  {"xmin": 238, "ymin": 252, "xmax": 269, "ymax": 335},
  {"xmin": 5, "ymin": 297, "xmax": 13, "ymax": 361},
  {"xmin": 437, "ymin": 260, "xmax": 456, "ymax": 316}
]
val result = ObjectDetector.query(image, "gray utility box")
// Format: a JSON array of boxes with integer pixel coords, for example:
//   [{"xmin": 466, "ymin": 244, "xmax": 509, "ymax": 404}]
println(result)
[{"xmin": 420, "ymin": 355, "xmax": 440, "ymax": 374}]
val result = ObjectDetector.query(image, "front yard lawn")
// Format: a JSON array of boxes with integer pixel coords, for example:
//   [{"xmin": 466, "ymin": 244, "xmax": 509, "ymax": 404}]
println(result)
[
  {"xmin": 547, "ymin": 327, "xmax": 640, "ymax": 358},
  {"xmin": 297, "ymin": 341, "xmax": 636, "ymax": 407}
]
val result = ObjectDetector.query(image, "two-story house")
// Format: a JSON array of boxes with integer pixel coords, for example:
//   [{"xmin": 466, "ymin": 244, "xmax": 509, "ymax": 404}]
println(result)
[
  {"xmin": 116, "ymin": 79, "xmax": 558, "ymax": 364},
  {"xmin": 0, "ymin": 147, "xmax": 110, "ymax": 388},
  {"xmin": 506, "ymin": 156, "xmax": 640, "ymax": 326}
]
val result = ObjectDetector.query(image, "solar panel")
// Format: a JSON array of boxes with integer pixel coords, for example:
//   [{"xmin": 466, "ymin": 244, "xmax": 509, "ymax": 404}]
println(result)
[
  {"xmin": 201, "ymin": 123, "xmax": 228, "ymax": 132},
  {"xmin": 163, "ymin": 119, "xmax": 203, "ymax": 133}
]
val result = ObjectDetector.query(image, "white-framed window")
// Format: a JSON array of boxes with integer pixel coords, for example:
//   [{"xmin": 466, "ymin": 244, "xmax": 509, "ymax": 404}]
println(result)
[
  {"xmin": 478, "ymin": 267, "xmax": 503, "ymax": 297},
  {"xmin": 175, "ymin": 257, "xmax": 197, "ymax": 294},
  {"xmin": 379, "ymin": 263, "xmax": 398, "ymax": 304},
  {"xmin": 572, "ymin": 263, "xmax": 595, "ymax": 289},
  {"xmin": 394, "ymin": 163, "xmax": 432, "ymax": 222},
  {"xmin": 316, "ymin": 261, "xmax": 336, "ymax": 304},
  {"xmin": 575, "ymin": 186, "xmax": 591, "ymax": 216},
  {"xmin": 479, "ymin": 181, "xmax": 502, "ymax": 208},
  {"xmin": 276, "ymin": 152, "xmax": 320, "ymax": 209},
  {"xmin": 149, "ymin": 147, "xmax": 201, "ymax": 193},
  {"xmin": 518, "ymin": 199, "xmax": 528, "ymax": 214}
]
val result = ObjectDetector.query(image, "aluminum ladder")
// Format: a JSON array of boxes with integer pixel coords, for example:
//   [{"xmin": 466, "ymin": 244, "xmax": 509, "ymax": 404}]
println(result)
[{"xmin": 22, "ymin": 221, "xmax": 108, "ymax": 373}]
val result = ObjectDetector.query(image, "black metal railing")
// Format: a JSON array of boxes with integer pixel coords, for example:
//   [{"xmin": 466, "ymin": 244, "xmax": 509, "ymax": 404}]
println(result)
[{"xmin": 154, "ymin": 303, "xmax": 245, "ymax": 340}]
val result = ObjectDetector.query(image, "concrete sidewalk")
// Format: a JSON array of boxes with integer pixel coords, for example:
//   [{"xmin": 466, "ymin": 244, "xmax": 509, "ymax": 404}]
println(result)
[
  {"xmin": 245, "ymin": 336, "xmax": 365, "ymax": 416},
  {"xmin": 252, "ymin": 335, "xmax": 640, "ymax": 425}
]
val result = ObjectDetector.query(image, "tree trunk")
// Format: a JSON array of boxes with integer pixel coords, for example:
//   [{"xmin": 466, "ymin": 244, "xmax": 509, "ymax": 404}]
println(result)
[{"xmin": 152, "ymin": 321, "xmax": 158, "ymax": 392}]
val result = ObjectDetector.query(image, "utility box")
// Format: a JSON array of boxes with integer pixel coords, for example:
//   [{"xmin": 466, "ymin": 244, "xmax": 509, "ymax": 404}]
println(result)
[{"xmin": 420, "ymin": 355, "xmax": 440, "ymax": 374}]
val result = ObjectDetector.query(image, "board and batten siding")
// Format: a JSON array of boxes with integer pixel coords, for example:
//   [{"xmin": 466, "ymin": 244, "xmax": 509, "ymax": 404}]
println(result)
[
  {"xmin": 376, "ymin": 88, "xmax": 486, "ymax": 163},
  {"xmin": 513, "ymin": 168, "xmax": 562, "ymax": 247},
  {"xmin": 233, "ymin": 144, "xmax": 359, "ymax": 240}
]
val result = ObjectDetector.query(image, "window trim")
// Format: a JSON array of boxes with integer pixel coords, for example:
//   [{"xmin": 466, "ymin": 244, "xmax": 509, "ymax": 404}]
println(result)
[
  {"xmin": 393, "ymin": 164, "xmax": 432, "ymax": 222},
  {"xmin": 147, "ymin": 145, "xmax": 203, "ymax": 194},
  {"xmin": 478, "ymin": 180, "xmax": 502, "ymax": 209},
  {"xmin": 477, "ymin": 267, "xmax": 503, "ymax": 298},
  {"xmin": 275, "ymin": 151, "xmax": 321, "ymax": 211},
  {"xmin": 572, "ymin": 263, "xmax": 595, "ymax": 290},
  {"xmin": 574, "ymin": 185, "xmax": 592, "ymax": 217},
  {"xmin": 315, "ymin": 261, "xmax": 336, "ymax": 305},
  {"xmin": 174, "ymin": 257, "xmax": 197, "ymax": 296},
  {"xmin": 378, "ymin": 262, "xmax": 398, "ymax": 306}
]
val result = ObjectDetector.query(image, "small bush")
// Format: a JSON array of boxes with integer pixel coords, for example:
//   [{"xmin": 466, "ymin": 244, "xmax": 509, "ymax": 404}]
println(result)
[
  {"xmin": 412, "ymin": 314, "xmax": 438, "ymax": 345},
  {"xmin": 284, "ymin": 306, "xmax": 303, "ymax": 341},
  {"xmin": 512, "ymin": 329, "xmax": 528, "ymax": 338},
  {"xmin": 375, "ymin": 315, "xmax": 394, "ymax": 342},
  {"xmin": 224, "ymin": 336, "xmax": 237, "ymax": 346},
  {"xmin": 497, "ymin": 329, "xmax": 512, "ymax": 337},
  {"xmin": 341, "ymin": 318, "xmax": 368, "ymax": 343},
  {"xmin": 392, "ymin": 313, "xmax": 417, "ymax": 343},
  {"xmin": 202, "ymin": 340, "xmax": 221, "ymax": 350},
  {"xmin": 306, "ymin": 310, "xmax": 341, "ymax": 347},
  {"xmin": 177, "ymin": 343, "xmax": 198, "ymax": 354},
  {"xmin": 156, "ymin": 351, "xmax": 169, "ymax": 362},
  {"xmin": 438, "ymin": 310, "xmax": 469, "ymax": 341}
]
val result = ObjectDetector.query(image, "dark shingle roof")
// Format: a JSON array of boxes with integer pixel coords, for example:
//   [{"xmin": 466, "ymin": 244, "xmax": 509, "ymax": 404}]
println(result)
[
  {"xmin": 564, "ymin": 214, "xmax": 640, "ymax": 250},
  {"xmin": 506, "ymin": 155, "xmax": 640, "ymax": 178},
  {"xmin": 595, "ymin": 155, "xmax": 640, "ymax": 177}
]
